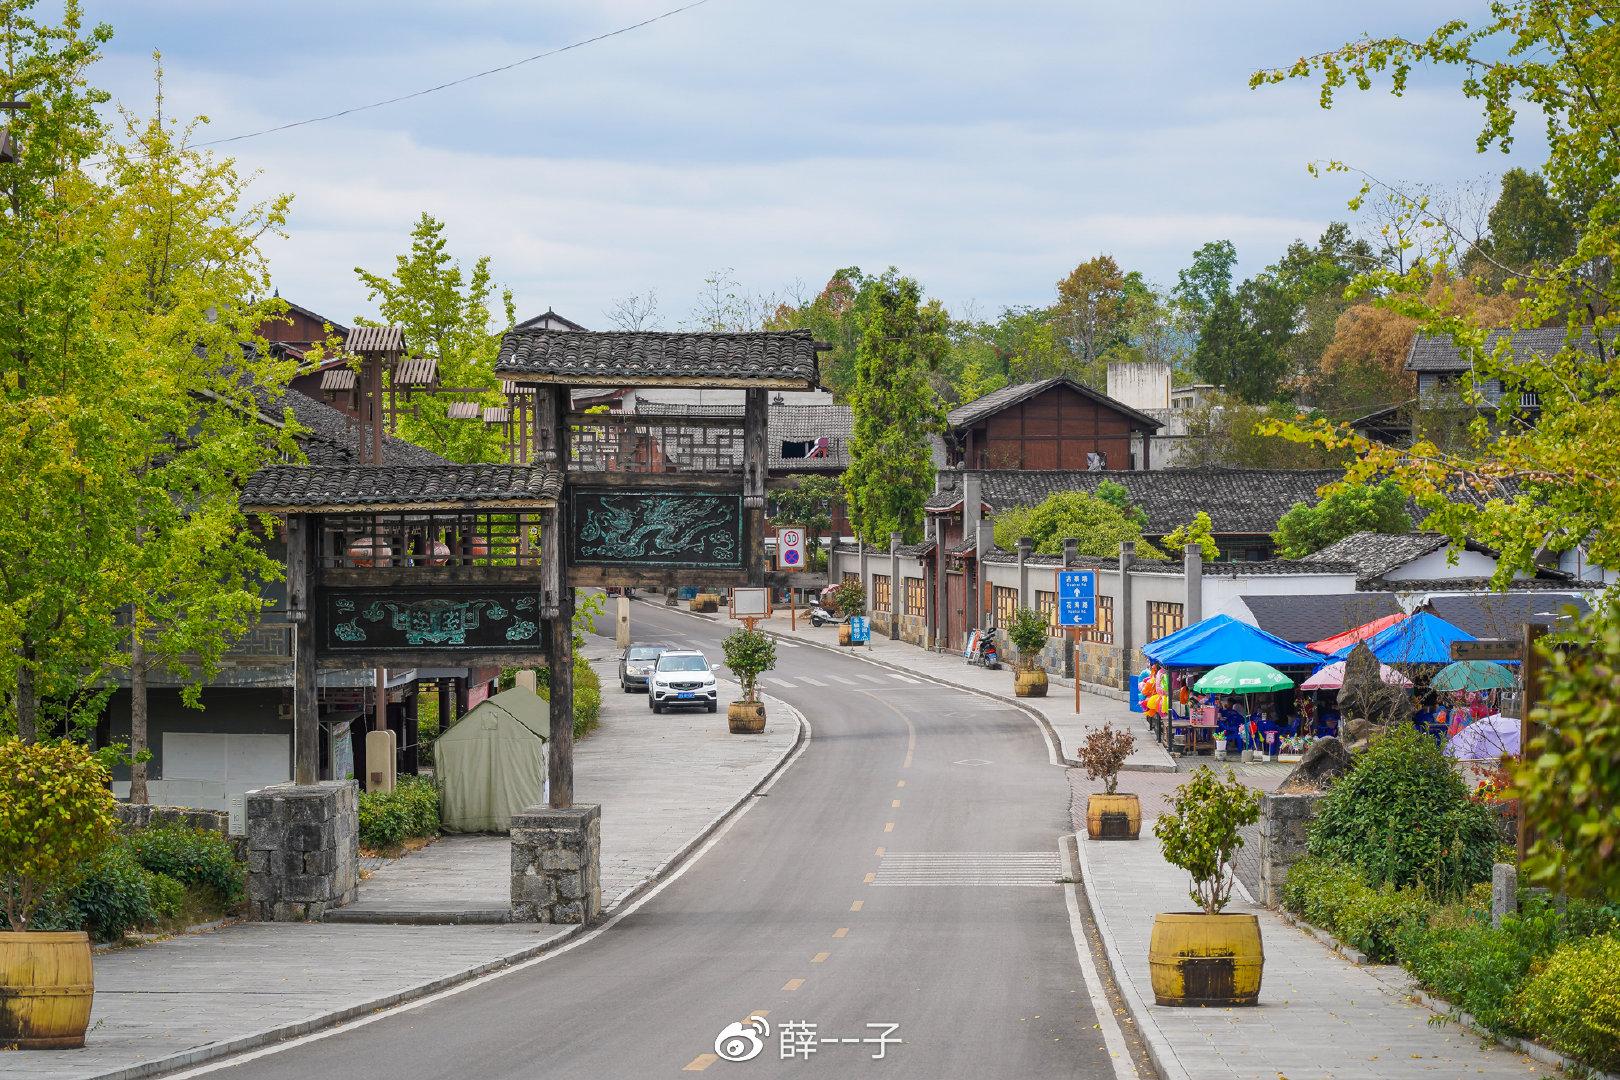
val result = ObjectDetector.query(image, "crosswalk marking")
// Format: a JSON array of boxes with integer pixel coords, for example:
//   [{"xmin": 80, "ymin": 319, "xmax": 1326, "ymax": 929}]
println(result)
[
  {"xmin": 770, "ymin": 678, "xmax": 798, "ymax": 689},
  {"xmin": 825, "ymin": 674, "xmax": 858, "ymax": 685},
  {"xmin": 798, "ymin": 676, "xmax": 827, "ymax": 686},
  {"xmin": 887, "ymin": 672, "xmax": 922, "ymax": 684}
]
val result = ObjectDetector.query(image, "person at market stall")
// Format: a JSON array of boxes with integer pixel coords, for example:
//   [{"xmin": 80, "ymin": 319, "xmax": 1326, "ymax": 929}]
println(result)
[
  {"xmin": 1315, "ymin": 703, "xmax": 1340, "ymax": 737},
  {"xmin": 1218, "ymin": 699, "xmax": 1246, "ymax": 745}
]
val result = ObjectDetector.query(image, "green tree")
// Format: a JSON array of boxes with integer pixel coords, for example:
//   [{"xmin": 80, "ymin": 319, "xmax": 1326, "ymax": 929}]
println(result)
[
  {"xmin": 1175, "ymin": 240, "xmax": 1237, "ymax": 325},
  {"xmin": 842, "ymin": 271, "xmax": 945, "ymax": 545},
  {"xmin": 1191, "ymin": 280, "xmax": 1293, "ymax": 403},
  {"xmin": 766, "ymin": 266, "xmax": 865, "ymax": 397},
  {"xmin": 1162, "ymin": 511, "xmax": 1221, "ymax": 561},
  {"xmin": 1175, "ymin": 394, "xmax": 1350, "ymax": 470},
  {"xmin": 353, "ymin": 213, "xmax": 514, "ymax": 464},
  {"xmin": 771, "ymin": 475, "xmax": 841, "ymax": 565},
  {"xmin": 1053, "ymin": 256, "xmax": 1135, "ymax": 385},
  {"xmin": 1480, "ymin": 168, "xmax": 1577, "ymax": 277},
  {"xmin": 1271, "ymin": 480, "xmax": 1412, "ymax": 559},
  {"xmin": 992, "ymin": 491, "xmax": 1165, "ymax": 559}
]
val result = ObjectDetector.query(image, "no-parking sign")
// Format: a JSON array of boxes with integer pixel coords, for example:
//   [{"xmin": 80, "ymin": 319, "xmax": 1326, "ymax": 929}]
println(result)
[{"xmin": 777, "ymin": 526, "xmax": 807, "ymax": 571}]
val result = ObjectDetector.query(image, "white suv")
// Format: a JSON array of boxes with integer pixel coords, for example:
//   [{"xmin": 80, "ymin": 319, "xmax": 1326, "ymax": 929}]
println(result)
[{"xmin": 648, "ymin": 651, "xmax": 719, "ymax": 714}]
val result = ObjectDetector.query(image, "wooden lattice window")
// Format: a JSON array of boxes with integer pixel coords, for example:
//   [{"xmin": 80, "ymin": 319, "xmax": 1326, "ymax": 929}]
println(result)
[
  {"xmin": 317, "ymin": 511, "xmax": 544, "ymax": 571},
  {"xmin": 842, "ymin": 571, "xmax": 860, "ymax": 588},
  {"xmin": 1082, "ymin": 595, "xmax": 1115, "ymax": 644},
  {"xmin": 872, "ymin": 574, "xmax": 892, "ymax": 613},
  {"xmin": 1147, "ymin": 600, "xmax": 1183, "ymax": 643},
  {"xmin": 993, "ymin": 586, "xmax": 1019, "ymax": 627},
  {"xmin": 904, "ymin": 577, "xmax": 925, "ymax": 617},
  {"xmin": 1035, "ymin": 590, "xmax": 1056, "ymax": 630}
]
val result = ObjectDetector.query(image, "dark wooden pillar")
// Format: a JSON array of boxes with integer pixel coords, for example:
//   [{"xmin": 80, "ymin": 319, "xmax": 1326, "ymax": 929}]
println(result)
[
  {"xmin": 287, "ymin": 515, "xmax": 319, "ymax": 786},
  {"xmin": 744, "ymin": 387, "xmax": 768, "ymax": 588},
  {"xmin": 547, "ymin": 605, "xmax": 575, "ymax": 808},
  {"xmin": 437, "ymin": 678, "xmax": 452, "ymax": 734}
]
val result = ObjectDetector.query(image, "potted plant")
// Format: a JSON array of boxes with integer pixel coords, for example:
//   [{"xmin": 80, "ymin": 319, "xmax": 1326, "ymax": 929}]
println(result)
[
  {"xmin": 830, "ymin": 580, "xmax": 866, "ymax": 646},
  {"xmin": 0, "ymin": 737, "xmax": 120, "ymax": 1048},
  {"xmin": 721, "ymin": 627, "xmax": 777, "ymax": 734},
  {"xmin": 1149, "ymin": 767, "xmax": 1264, "ymax": 1007},
  {"xmin": 1007, "ymin": 607, "xmax": 1051, "ymax": 698},
  {"xmin": 1212, "ymin": 730, "xmax": 1228, "ymax": 760},
  {"xmin": 1277, "ymin": 734, "xmax": 1308, "ymax": 764},
  {"xmin": 1079, "ymin": 723, "xmax": 1140, "ymax": 839},
  {"xmin": 689, "ymin": 592, "xmax": 720, "ymax": 613}
]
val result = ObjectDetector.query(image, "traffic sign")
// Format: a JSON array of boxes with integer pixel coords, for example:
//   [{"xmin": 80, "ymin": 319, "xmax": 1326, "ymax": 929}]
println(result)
[
  {"xmin": 850, "ymin": 616, "xmax": 870, "ymax": 643},
  {"xmin": 776, "ymin": 526, "xmax": 807, "ymax": 571},
  {"xmin": 1057, "ymin": 570, "xmax": 1097, "ymax": 628}
]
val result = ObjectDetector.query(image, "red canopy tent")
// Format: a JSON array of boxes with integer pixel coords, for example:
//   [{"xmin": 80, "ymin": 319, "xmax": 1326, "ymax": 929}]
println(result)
[{"xmin": 1307, "ymin": 611, "xmax": 1407, "ymax": 656}]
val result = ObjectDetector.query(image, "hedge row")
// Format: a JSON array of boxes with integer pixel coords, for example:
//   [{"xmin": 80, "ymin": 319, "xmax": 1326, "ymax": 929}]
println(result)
[{"xmin": 358, "ymin": 775, "xmax": 440, "ymax": 852}]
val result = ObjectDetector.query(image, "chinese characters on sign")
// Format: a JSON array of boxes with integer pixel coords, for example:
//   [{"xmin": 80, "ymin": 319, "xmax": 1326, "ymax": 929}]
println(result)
[
  {"xmin": 849, "ymin": 615, "xmax": 870, "ymax": 643},
  {"xmin": 712, "ymin": 1017, "xmax": 902, "ymax": 1062},
  {"xmin": 1056, "ymin": 570, "xmax": 1096, "ymax": 628}
]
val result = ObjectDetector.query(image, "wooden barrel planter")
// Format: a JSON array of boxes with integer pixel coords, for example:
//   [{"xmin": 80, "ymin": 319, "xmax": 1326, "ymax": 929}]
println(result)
[
  {"xmin": 0, "ymin": 931, "xmax": 94, "ymax": 1049},
  {"xmin": 1014, "ymin": 669, "xmax": 1048, "ymax": 697},
  {"xmin": 1085, "ymin": 792, "xmax": 1141, "ymax": 840},
  {"xmin": 838, "ymin": 623, "xmax": 853, "ymax": 646},
  {"xmin": 727, "ymin": 701, "xmax": 767, "ymax": 734},
  {"xmin": 1148, "ymin": 913, "xmax": 1263, "ymax": 1007},
  {"xmin": 689, "ymin": 593, "xmax": 720, "ymax": 613}
]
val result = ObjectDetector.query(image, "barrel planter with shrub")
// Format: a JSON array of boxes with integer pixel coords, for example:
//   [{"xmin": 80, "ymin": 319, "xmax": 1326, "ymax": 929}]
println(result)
[
  {"xmin": 1008, "ymin": 607, "xmax": 1050, "ymax": 697},
  {"xmin": 1078, "ymin": 723, "xmax": 1140, "ymax": 840},
  {"xmin": 0, "ymin": 738, "xmax": 120, "ymax": 1049},
  {"xmin": 831, "ymin": 580, "xmax": 866, "ymax": 647},
  {"xmin": 722, "ymin": 627, "xmax": 777, "ymax": 734},
  {"xmin": 1149, "ymin": 766, "xmax": 1263, "ymax": 1006}
]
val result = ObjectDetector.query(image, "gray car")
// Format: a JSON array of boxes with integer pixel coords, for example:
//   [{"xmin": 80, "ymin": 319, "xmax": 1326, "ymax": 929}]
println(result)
[{"xmin": 619, "ymin": 642, "xmax": 673, "ymax": 692}]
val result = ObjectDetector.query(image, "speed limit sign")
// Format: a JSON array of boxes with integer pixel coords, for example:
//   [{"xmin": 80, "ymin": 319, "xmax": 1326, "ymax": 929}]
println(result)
[{"xmin": 776, "ymin": 526, "xmax": 807, "ymax": 571}]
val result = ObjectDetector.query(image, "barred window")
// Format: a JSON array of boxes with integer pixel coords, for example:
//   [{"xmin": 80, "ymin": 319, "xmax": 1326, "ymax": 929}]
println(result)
[
  {"xmin": 904, "ymin": 576, "xmax": 925, "ymax": 617},
  {"xmin": 1035, "ymin": 590, "xmax": 1056, "ymax": 630},
  {"xmin": 993, "ymin": 586, "xmax": 1019, "ymax": 627},
  {"xmin": 1147, "ymin": 600, "xmax": 1183, "ymax": 642},
  {"xmin": 1082, "ymin": 595, "xmax": 1115, "ymax": 644},
  {"xmin": 842, "ymin": 571, "xmax": 860, "ymax": 588},
  {"xmin": 872, "ymin": 574, "xmax": 892, "ymax": 613}
]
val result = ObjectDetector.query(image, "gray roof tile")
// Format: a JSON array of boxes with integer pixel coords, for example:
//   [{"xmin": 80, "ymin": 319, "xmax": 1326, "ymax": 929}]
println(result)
[
  {"xmin": 1302, "ymin": 532, "xmax": 1450, "ymax": 580},
  {"xmin": 242, "ymin": 465, "xmax": 560, "ymax": 513},
  {"xmin": 1418, "ymin": 592, "xmax": 1590, "ymax": 637},
  {"xmin": 1236, "ymin": 592, "xmax": 1403, "ymax": 643},
  {"xmin": 1407, "ymin": 326, "xmax": 1618, "ymax": 373},
  {"xmin": 497, "ymin": 329, "xmax": 820, "ymax": 388}
]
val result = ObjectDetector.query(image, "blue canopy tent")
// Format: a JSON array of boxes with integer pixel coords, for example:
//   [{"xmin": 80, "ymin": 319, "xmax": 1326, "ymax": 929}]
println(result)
[
  {"xmin": 1144, "ymin": 614, "xmax": 1325, "ymax": 670},
  {"xmin": 1330, "ymin": 611, "xmax": 1474, "ymax": 666}
]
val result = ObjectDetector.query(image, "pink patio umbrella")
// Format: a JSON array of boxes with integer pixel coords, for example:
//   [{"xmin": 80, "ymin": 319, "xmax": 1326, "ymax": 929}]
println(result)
[{"xmin": 1299, "ymin": 659, "xmax": 1412, "ymax": 691}]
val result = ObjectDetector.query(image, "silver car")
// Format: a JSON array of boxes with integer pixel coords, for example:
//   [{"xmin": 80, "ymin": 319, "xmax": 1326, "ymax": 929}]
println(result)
[{"xmin": 619, "ymin": 642, "xmax": 672, "ymax": 693}]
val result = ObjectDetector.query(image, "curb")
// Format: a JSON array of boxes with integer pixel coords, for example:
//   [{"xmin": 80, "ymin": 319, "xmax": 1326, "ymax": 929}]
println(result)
[
  {"xmin": 72, "ymin": 702, "xmax": 811, "ymax": 1080},
  {"xmin": 1276, "ymin": 910, "xmax": 1371, "ymax": 966},
  {"xmin": 1073, "ymin": 833, "xmax": 1192, "ymax": 1080},
  {"xmin": 1406, "ymin": 987, "xmax": 1620, "ymax": 1080}
]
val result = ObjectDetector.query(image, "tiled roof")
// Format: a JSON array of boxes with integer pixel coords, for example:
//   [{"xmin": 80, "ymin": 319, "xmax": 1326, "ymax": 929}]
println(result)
[
  {"xmin": 1302, "ymin": 532, "xmax": 1450, "ymax": 580},
  {"xmin": 624, "ymin": 401, "xmax": 854, "ymax": 471},
  {"xmin": 1200, "ymin": 559, "xmax": 1358, "ymax": 577},
  {"xmin": 926, "ymin": 467, "xmax": 1341, "ymax": 536},
  {"xmin": 946, "ymin": 377, "xmax": 1162, "ymax": 431},
  {"xmin": 1375, "ymin": 577, "xmax": 1581, "ymax": 594},
  {"xmin": 269, "ymin": 388, "xmax": 448, "ymax": 469},
  {"xmin": 1235, "ymin": 592, "xmax": 1403, "ymax": 643},
  {"xmin": 1407, "ymin": 326, "xmax": 1618, "ymax": 373},
  {"xmin": 496, "ymin": 329, "xmax": 821, "ymax": 388},
  {"xmin": 513, "ymin": 308, "xmax": 588, "ymax": 332},
  {"xmin": 242, "ymin": 465, "xmax": 560, "ymax": 513},
  {"xmin": 1418, "ymin": 592, "xmax": 1591, "ymax": 637}
]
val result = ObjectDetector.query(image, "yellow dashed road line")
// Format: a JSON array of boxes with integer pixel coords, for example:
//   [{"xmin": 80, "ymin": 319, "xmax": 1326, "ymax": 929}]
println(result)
[
  {"xmin": 812, "ymin": 951, "xmax": 830, "ymax": 963},
  {"xmin": 683, "ymin": 1053, "xmax": 718, "ymax": 1071},
  {"xmin": 850, "ymin": 900, "xmax": 864, "ymax": 912},
  {"xmin": 833, "ymin": 927, "xmax": 849, "ymax": 939},
  {"xmin": 783, "ymin": 978, "xmax": 804, "ymax": 991}
]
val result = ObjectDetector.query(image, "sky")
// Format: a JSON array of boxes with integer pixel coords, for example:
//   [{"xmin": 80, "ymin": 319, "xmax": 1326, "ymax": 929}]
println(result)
[{"xmin": 94, "ymin": 1, "xmax": 1542, "ymax": 330}]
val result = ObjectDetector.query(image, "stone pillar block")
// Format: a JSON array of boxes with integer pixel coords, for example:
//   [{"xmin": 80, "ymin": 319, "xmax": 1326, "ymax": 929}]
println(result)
[
  {"xmin": 510, "ymin": 803, "xmax": 602, "ymax": 924},
  {"xmin": 1491, "ymin": 862, "xmax": 1518, "ymax": 928},
  {"xmin": 244, "ymin": 781, "xmax": 359, "ymax": 921},
  {"xmin": 1258, "ymin": 791, "xmax": 1326, "ymax": 908}
]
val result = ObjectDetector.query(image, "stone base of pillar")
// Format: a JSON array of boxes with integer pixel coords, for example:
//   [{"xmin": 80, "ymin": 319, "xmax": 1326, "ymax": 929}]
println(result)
[
  {"xmin": 245, "ymin": 781, "xmax": 359, "ymax": 921},
  {"xmin": 1258, "ymin": 791, "xmax": 1326, "ymax": 908},
  {"xmin": 510, "ymin": 803, "xmax": 602, "ymax": 924}
]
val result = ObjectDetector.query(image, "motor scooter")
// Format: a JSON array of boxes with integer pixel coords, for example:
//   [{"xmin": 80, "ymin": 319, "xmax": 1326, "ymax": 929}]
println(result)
[
  {"xmin": 968, "ymin": 627, "xmax": 1001, "ymax": 670},
  {"xmin": 808, "ymin": 605, "xmax": 839, "ymax": 628}
]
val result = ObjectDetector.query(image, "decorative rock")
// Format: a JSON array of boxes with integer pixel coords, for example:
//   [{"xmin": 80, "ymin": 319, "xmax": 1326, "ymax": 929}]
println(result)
[{"xmin": 1277, "ymin": 737, "xmax": 1355, "ymax": 793}]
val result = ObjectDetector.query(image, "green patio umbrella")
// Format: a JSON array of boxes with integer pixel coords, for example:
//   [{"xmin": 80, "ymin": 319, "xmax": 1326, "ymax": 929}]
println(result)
[
  {"xmin": 1193, "ymin": 660, "xmax": 1295, "ymax": 694},
  {"xmin": 1430, "ymin": 659, "xmax": 1518, "ymax": 692}
]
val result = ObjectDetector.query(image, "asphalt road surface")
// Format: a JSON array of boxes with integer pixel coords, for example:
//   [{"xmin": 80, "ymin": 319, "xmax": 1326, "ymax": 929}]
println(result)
[{"xmin": 203, "ymin": 600, "xmax": 1118, "ymax": 1080}]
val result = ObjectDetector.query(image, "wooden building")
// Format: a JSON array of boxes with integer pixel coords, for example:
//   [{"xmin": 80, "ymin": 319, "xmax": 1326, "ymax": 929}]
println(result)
[{"xmin": 944, "ymin": 376, "xmax": 1162, "ymax": 471}]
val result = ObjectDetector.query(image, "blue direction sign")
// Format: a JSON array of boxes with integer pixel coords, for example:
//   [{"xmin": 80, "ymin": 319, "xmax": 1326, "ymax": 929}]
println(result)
[
  {"xmin": 1057, "ymin": 570, "xmax": 1097, "ymax": 628},
  {"xmin": 849, "ymin": 616, "xmax": 871, "ymax": 643}
]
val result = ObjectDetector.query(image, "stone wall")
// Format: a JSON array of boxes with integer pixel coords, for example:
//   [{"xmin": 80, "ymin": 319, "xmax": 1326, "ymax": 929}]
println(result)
[
  {"xmin": 1258, "ymin": 791, "xmax": 1326, "ymax": 908},
  {"xmin": 510, "ymin": 803, "xmax": 602, "ymax": 924},
  {"xmin": 1075, "ymin": 639, "xmax": 1124, "ymax": 688},
  {"xmin": 114, "ymin": 803, "xmax": 230, "ymax": 834},
  {"xmin": 244, "ymin": 781, "xmax": 359, "ymax": 921}
]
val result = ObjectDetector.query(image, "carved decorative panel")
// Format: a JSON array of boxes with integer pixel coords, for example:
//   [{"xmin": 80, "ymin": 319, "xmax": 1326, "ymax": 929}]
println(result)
[
  {"xmin": 316, "ymin": 586, "xmax": 544, "ymax": 655},
  {"xmin": 570, "ymin": 488, "xmax": 743, "ymax": 569}
]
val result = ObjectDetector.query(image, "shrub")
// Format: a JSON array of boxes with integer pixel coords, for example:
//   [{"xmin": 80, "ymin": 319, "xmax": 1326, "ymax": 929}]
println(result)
[
  {"xmin": 1078, "ymin": 723, "xmax": 1136, "ymax": 795},
  {"xmin": 1515, "ymin": 933, "xmax": 1620, "ymax": 1073},
  {"xmin": 536, "ymin": 655, "xmax": 602, "ymax": 739},
  {"xmin": 144, "ymin": 870, "xmax": 186, "ymax": 924},
  {"xmin": 722, "ymin": 627, "xmax": 776, "ymax": 703},
  {"xmin": 129, "ymin": 825, "xmax": 245, "ymax": 907},
  {"xmin": 831, "ymin": 579, "xmax": 866, "ymax": 617},
  {"xmin": 358, "ymin": 776, "xmax": 441, "ymax": 852},
  {"xmin": 0, "ymin": 737, "xmax": 120, "ymax": 930},
  {"xmin": 29, "ymin": 843, "xmax": 156, "ymax": 942},
  {"xmin": 1153, "ymin": 766, "xmax": 1261, "ymax": 914},
  {"xmin": 1308, "ymin": 725, "xmax": 1499, "ymax": 896},
  {"xmin": 1280, "ymin": 856, "xmax": 1433, "ymax": 963},
  {"xmin": 1007, "ymin": 607, "xmax": 1050, "ymax": 671}
]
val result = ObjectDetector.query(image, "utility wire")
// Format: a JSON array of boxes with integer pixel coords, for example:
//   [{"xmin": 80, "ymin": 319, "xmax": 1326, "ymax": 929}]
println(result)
[{"xmin": 196, "ymin": 0, "xmax": 715, "ymax": 148}]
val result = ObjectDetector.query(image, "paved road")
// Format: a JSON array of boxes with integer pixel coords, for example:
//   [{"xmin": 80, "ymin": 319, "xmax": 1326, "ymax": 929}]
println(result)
[{"xmin": 200, "ymin": 602, "xmax": 1116, "ymax": 1080}]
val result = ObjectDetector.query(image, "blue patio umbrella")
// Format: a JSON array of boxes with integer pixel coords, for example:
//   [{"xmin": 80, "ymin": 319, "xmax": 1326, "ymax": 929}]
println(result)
[{"xmin": 1331, "ymin": 611, "xmax": 1475, "ymax": 666}]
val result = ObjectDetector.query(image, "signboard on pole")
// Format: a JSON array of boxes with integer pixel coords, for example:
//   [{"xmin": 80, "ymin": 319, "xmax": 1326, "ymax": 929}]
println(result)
[
  {"xmin": 776, "ymin": 526, "xmax": 807, "ymax": 571},
  {"xmin": 730, "ymin": 587, "xmax": 771, "ymax": 619},
  {"xmin": 1056, "ymin": 570, "xmax": 1097, "ymax": 628}
]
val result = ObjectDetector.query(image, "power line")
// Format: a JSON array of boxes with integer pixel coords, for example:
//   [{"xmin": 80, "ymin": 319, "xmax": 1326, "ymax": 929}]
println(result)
[{"xmin": 197, "ymin": 0, "xmax": 716, "ymax": 148}]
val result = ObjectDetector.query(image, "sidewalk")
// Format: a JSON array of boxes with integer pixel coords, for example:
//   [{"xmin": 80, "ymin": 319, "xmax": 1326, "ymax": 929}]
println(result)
[
  {"xmin": 747, "ymin": 608, "xmax": 1175, "ymax": 772},
  {"xmin": 337, "ymin": 642, "xmax": 798, "ymax": 920},
  {"xmin": 1071, "ymin": 770, "xmax": 1545, "ymax": 1080},
  {"xmin": 10, "ymin": 644, "xmax": 805, "ymax": 1080}
]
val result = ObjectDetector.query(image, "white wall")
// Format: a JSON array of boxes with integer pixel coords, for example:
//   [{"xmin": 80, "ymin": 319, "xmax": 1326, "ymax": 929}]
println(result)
[
  {"xmin": 1382, "ymin": 547, "xmax": 1500, "ymax": 581},
  {"xmin": 1105, "ymin": 361, "xmax": 1171, "ymax": 411},
  {"xmin": 1200, "ymin": 573, "xmax": 1360, "ymax": 615},
  {"xmin": 112, "ymin": 731, "xmax": 290, "ymax": 811}
]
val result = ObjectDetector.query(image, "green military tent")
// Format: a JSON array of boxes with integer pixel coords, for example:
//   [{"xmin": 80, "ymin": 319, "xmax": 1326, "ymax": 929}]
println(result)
[{"xmin": 435, "ymin": 687, "xmax": 548, "ymax": 833}]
